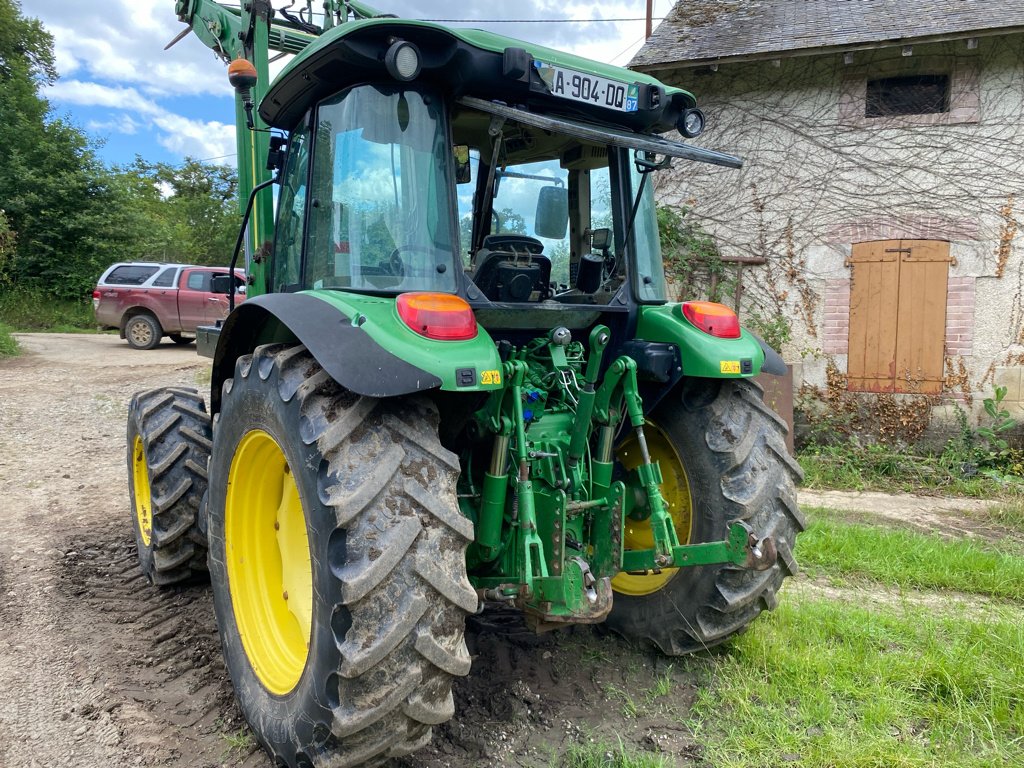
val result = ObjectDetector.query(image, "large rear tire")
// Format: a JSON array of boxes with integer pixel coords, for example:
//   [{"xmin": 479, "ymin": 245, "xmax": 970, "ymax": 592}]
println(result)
[
  {"xmin": 126, "ymin": 387, "xmax": 211, "ymax": 585},
  {"xmin": 606, "ymin": 379, "xmax": 805, "ymax": 655},
  {"xmin": 208, "ymin": 344, "xmax": 475, "ymax": 768}
]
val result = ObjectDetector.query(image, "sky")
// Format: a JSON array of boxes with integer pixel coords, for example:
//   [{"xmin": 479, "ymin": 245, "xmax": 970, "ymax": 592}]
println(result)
[{"xmin": 27, "ymin": 0, "xmax": 676, "ymax": 169}]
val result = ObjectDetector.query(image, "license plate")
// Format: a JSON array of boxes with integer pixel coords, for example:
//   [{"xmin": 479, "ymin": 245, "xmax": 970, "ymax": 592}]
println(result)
[{"xmin": 533, "ymin": 60, "xmax": 639, "ymax": 112}]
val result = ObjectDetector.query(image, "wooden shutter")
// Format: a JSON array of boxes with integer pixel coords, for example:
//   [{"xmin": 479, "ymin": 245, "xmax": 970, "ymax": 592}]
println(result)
[
  {"xmin": 848, "ymin": 241, "xmax": 901, "ymax": 392},
  {"xmin": 893, "ymin": 241, "xmax": 949, "ymax": 394},
  {"xmin": 847, "ymin": 240, "xmax": 949, "ymax": 394}
]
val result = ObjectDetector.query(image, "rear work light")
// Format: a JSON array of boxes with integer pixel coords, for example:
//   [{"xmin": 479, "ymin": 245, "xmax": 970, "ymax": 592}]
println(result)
[
  {"xmin": 396, "ymin": 293, "xmax": 477, "ymax": 341},
  {"xmin": 681, "ymin": 301, "xmax": 741, "ymax": 339}
]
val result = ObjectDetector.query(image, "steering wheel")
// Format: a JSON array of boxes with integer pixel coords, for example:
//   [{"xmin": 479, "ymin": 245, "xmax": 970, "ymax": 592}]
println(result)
[{"xmin": 381, "ymin": 245, "xmax": 435, "ymax": 277}]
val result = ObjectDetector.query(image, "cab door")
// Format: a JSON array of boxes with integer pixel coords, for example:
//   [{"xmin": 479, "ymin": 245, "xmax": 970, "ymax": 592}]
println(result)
[{"xmin": 177, "ymin": 268, "xmax": 222, "ymax": 329}]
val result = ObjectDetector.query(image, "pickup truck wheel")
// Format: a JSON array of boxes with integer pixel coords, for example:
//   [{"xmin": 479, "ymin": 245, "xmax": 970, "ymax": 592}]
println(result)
[
  {"xmin": 208, "ymin": 344, "xmax": 475, "ymax": 767},
  {"xmin": 125, "ymin": 313, "xmax": 162, "ymax": 350},
  {"xmin": 169, "ymin": 334, "xmax": 193, "ymax": 346},
  {"xmin": 606, "ymin": 379, "xmax": 805, "ymax": 655}
]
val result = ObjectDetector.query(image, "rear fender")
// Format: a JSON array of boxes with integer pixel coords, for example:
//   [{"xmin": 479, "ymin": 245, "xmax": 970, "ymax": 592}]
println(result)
[
  {"xmin": 207, "ymin": 291, "xmax": 504, "ymax": 413},
  {"xmin": 636, "ymin": 303, "xmax": 768, "ymax": 379},
  {"xmin": 207, "ymin": 293, "xmax": 442, "ymax": 414}
]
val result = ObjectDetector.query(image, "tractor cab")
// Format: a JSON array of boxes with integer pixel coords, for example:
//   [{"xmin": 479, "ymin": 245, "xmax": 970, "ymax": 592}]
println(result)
[{"xmin": 256, "ymin": 21, "xmax": 741, "ymax": 343}]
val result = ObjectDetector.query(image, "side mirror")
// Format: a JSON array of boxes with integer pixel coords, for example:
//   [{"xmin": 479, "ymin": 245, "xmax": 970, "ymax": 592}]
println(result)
[
  {"xmin": 535, "ymin": 186, "xmax": 568, "ymax": 240},
  {"xmin": 454, "ymin": 145, "xmax": 471, "ymax": 184},
  {"xmin": 210, "ymin": 274, "xmax": 234, "ymax": 295},
  {"xmin": 267, "ymin": 135, "xmax": 287, "ymax": 172}
]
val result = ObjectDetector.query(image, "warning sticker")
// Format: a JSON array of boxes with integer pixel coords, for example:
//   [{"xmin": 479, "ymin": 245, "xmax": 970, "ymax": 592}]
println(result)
[
  {"xmin": 720, "ymin": 361, "xmax": 741, "ymax": 374},
  {"xmin": 481, "ymin": 369, "xmax": 502, "ymax": 385}
]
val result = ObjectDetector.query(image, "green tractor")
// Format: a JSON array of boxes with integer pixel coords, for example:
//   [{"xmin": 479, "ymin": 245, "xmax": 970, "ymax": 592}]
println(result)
[{"xmin": 126, "ymin": 2, "xmax": 804, "ymax": 765}]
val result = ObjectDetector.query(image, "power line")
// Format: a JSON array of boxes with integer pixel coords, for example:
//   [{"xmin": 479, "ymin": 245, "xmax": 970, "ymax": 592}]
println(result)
[{"xmin": 417, "ymin": 17, "xmax": 664, "ymax": 23}]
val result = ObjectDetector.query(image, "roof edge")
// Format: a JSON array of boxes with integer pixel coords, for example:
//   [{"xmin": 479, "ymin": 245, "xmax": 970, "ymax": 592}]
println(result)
[{"xmin": 632, "ymin": 25, "xmax": 1024, "ymax": 73}]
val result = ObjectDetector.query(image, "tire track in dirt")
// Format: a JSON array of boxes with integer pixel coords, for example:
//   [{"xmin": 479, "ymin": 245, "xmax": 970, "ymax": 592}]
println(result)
[
  {"xmin": 0, "ymin": 334, "xmax": 269, "ymax": 768},
  {"xmin": 56, "ymin": 519, "xmax": 269, "ymax": 768}
]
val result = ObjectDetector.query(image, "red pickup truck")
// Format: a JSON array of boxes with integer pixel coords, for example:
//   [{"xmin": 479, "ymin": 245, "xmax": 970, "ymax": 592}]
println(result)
[{"xmin": 93, "ymin": 262, "xmax": 245, "ymax": 349}]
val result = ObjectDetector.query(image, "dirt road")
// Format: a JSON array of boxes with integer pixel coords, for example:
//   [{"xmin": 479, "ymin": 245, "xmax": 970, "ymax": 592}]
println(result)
[{"xmin": 0, "ymin": 334, "xmax": 705, "ymax": 768}]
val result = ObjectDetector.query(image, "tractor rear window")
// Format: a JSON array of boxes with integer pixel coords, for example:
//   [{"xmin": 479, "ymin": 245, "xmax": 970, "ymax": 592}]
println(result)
[
  {"xmin": 105, "ymin": 265, "xmax": 159, "ymax": 285},
  {"xmin": 304, "ymin": 85, "xmax": 458, "ymax": 294}
]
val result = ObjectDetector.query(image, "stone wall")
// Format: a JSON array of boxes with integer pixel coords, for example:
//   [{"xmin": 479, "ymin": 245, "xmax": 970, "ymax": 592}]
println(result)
[{"xmin": 652, "ymin": 35, "xmax": 1024, "ymax": 436}]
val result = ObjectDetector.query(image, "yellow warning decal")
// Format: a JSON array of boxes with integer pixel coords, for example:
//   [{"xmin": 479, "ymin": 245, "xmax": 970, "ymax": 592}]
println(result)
[
  {"xmin": 481, "ymin": 369, "xmax": 502, "ymax": 385},
  {"xmin": 720, "ymin": 360, "xmax": 741, "ymax": 374}
]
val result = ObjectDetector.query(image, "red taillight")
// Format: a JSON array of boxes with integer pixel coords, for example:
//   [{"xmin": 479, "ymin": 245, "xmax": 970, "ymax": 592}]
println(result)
[
  {"xmin": 681, "ymin": 301, "xmax": 741, "ymax": 338},
  {"xmin": 396, "ymin": 293, "xmax": 477, "ymax": 341},
  {"xmin": 92, "ymin": 290, "xmax": 100, "ymax": 300}
]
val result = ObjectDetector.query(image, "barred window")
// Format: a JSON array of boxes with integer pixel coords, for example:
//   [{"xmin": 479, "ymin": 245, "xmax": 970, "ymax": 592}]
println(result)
[{"xmin": 865, "ymin": 74, "xmax": 950, "ymax": 118}]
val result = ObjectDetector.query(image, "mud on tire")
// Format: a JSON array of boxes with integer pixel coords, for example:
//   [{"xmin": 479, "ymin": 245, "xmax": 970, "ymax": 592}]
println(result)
[
  {"xmin": 126, "ymin": 387, "xmax": 211, "ymax": 585},
  {"xmin": 208, "ymin": 344, "xmax": 475, "ymax": 768},
  {"xmin": 606, "ymin": 378, "xmax": 805, "ymax": 655}
]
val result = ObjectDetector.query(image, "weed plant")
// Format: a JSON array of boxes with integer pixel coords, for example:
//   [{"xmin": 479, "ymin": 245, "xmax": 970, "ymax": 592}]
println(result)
[{"xmin": 555, "ymin": 740, "xmax": 672, "ymax": 768}]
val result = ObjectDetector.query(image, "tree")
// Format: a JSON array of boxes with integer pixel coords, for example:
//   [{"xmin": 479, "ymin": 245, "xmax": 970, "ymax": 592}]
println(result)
[
  {"xmin": 114, "ymin": 158, "xmax": 240, "ymax": 266},
  {"xmin": 0, "ymin": 0, "xmax": 129, "ymax": 299}
]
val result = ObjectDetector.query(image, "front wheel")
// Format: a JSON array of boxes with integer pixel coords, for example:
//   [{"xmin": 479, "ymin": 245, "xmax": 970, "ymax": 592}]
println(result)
[
  {"xmin": 606, "ymin": 379, "xmax": 805, "ymax": 655},
  {"xmin": 126, "ymin": 387, "xmax": 211, "ymax": 584},
  {"xmin": 208, "ymin": 344, "xmax": 476, "ymax": 767}
]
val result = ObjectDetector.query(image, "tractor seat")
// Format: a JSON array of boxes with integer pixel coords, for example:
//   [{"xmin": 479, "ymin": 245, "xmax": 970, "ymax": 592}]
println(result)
[{"xmin": 472, "ymin": 243, "xmax": 551, "ymax": 302}]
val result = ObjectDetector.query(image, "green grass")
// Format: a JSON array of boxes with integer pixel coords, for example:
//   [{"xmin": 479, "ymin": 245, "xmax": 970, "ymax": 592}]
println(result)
[
  {"xmin": 685, "ymin": 511, "xmax": 1024, "ymax": 767},
  {"xmin": 689, "ymin": 598, "xmax": 1024, "ymax": 768},
  {"xmin": 0, "ymin": 288, "xmax": 95, "ymax": 331},
  {"xmin": 553, "ymin": 740, "xmax": 673, "ymax": 768},
  {"xmin": 796, "ymin": 511, "xmax": 1024, "ymax": 600},
  {"xmin": 0, "ymin": 323, "xmax": 17, "ymax": 357},
  {"xmin": 986, "ymin": 499, "xmax": 1024, "ymax": 534}
]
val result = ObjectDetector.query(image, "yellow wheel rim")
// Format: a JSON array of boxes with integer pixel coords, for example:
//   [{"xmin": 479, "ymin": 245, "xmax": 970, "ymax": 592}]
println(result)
[
  {"xmin": 611, "ymin": 421, "xmax": 693, "ymax": 596},
  {"xmin": 131, "ymin": 435, "xmax": 153, "ymax": 547},
  {"xmin": 225, "ymin": 429, "xmax": 313, "ymax": 696}
]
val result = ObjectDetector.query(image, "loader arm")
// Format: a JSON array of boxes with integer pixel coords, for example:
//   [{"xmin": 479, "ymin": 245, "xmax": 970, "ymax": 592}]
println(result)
[{"xmin": 170, "ymin": 0, "xmax": 374, "ymax": 293}]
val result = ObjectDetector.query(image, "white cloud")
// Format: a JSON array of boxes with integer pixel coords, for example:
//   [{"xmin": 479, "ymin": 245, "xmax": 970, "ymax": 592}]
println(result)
[
  {"xmin": 152, "ymin": 113, "xmax": 237, "ymax": 162},
  {"xmin": 29, "ymin": 0, "xmax": 675, "ymax": 165},
  {"xmin": 86, "ymin": 115, "xmax": 141, "ymax": 135},
  {"xmin": 46, "ymin": 80, "xmax": 234, "ymax": 162}
]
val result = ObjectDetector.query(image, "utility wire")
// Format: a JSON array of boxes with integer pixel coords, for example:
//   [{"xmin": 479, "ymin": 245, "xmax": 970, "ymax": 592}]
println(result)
[{"xmin": 417, "ymin": 18, "xmax": 664, "ymax": 23}]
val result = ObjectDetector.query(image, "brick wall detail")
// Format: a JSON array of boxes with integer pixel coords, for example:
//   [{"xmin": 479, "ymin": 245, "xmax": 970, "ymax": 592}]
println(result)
[
  {"xmin": 825, "ymin": 215, "xmax": 980, "ymax": 244},
  {"xmin": 945, "ymin": 277, "xmax": 975, "ymax": 356},
  {"xmin": 823, "ymin": 278, "xmax": 850, "ymax": 355}
]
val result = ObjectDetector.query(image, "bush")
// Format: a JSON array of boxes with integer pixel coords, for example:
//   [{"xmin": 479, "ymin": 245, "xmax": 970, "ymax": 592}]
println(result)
[
  {"xmin": 0, "ymin": 323, "xmax": 18, "ymax": 356},
  {"xmin": 0, "ymin": 288, "xmax": 95, "ymax": 331}
]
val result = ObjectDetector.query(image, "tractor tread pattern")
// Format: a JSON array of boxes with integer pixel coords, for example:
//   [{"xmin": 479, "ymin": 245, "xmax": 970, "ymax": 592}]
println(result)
[
  {"xmin": 128, "ymin": 387, "xmax": 211, "ymax": 584},
  {"xmin": 239, "ymin": 345, "xmax": 474, "ymax": 767}
]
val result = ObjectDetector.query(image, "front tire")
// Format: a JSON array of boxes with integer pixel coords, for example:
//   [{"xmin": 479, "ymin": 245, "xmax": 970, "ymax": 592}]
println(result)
[
  {"xmin": 208, "ymin": 344, "xmax": 475, "ymax": 768},
  {"xmin": 126, "ymin": 387, "xmax": 211, "ymax": 584},
  {"xmin": 606, "ymin": 379, "xmax": 805, "ymax": 655}
]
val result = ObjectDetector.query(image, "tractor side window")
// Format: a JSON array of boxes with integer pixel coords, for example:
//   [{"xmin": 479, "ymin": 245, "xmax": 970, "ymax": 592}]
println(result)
[
  {"xmin": 629, "ymin": 159, "xmax": 666, "ymax": 303},
  {"xmin": 273, "ymin": 116, "xmax": 311, "ymax": 292},
  {"xmin": 304, "ymin": 85, "xmax": 457, "ymax": 293},
  {"xmin": 456, "ymin": 150, "xmax": 480, "ymax": 268}
]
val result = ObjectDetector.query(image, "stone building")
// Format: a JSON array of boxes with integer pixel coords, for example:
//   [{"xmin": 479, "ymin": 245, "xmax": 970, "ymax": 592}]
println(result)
[{"xmin": 632, "ymin": 0, "xmax": 1024, "ymax": 442}]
